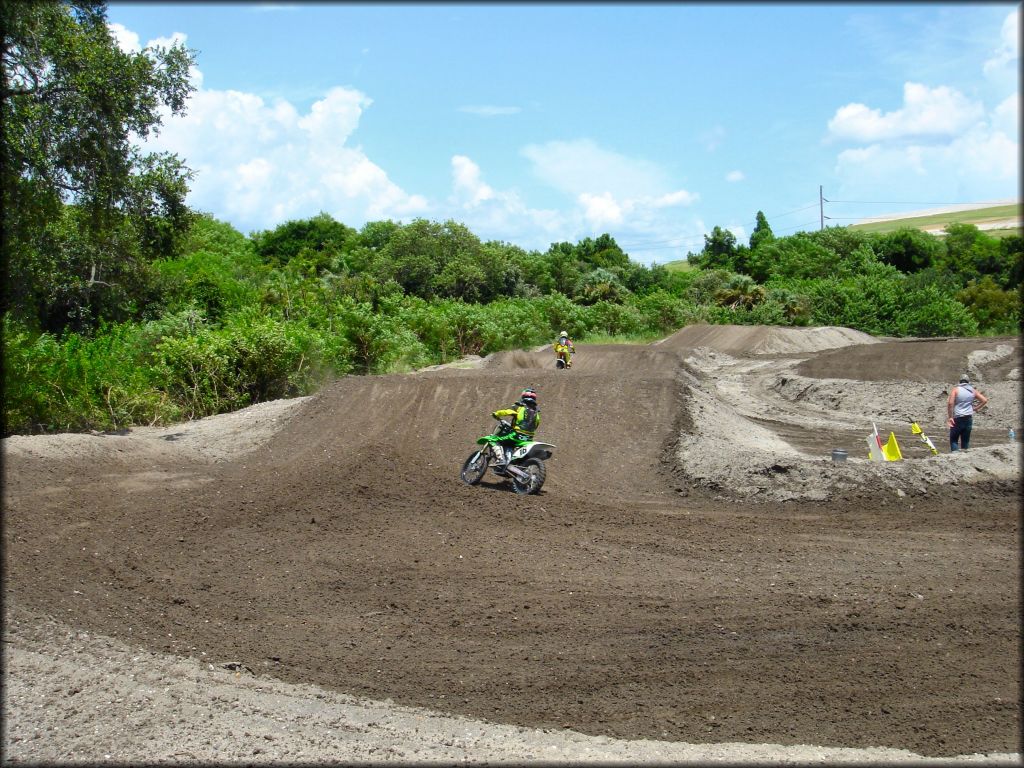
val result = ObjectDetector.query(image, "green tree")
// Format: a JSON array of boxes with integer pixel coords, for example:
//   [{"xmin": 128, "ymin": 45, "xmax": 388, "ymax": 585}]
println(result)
[
  {"xmin": 2, "ymin": 0, "xmax": 197, "ymax": 332},
  {"xmin": 938, "ymin": 223, "xmax": 1003, "ymax": 286},
  {"xmin": 369, "ymin": 219, "xmax": 487, "ymax": 301},
  {"xmin": 871, "ymin": 228, "xmax": 943, "ymax": 273},
  {"xmin": 764, "ymin": 285, "xmax": 812, "ymax": 324},
  {"xmin": 747, "ymin": 233, "xmax": 837, "ymax": 283},
  {"xmin": 250, "ymin": 212, "xmax": 355, "ymax": 272},
  {"xmin": 578, "ymin": 267, "xmax": 629, "ymax": 304},
  {"xmin": 544, "ymin": 241, "xmax": 584, "ymax": 297},
  {"xmin": 691, "ymin": 226, "xmax": 738, "ymax": 271},
  {"xmin": 999, "ymin": 235, "xmax": 1023, "ymax": 289},
  {"xmin": 577, "ymin": 233, "xmax": 629, "ymax": 270},
  {"xmin": 715, "ymin": 273, "xmax": 765, "ymax": 310},
  {"xmin": 749, "ymin": 211, "xmax": 774, "ymax": 251},
  {"xmin": 956, "ymin": 276, "xmax": 1022, "ymax": 334}
]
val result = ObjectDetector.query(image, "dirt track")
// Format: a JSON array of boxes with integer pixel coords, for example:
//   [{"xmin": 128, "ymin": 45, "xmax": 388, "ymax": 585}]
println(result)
[{"xmin": 3, "ymin": 324, "xmax": 1021, "ymax": 762}]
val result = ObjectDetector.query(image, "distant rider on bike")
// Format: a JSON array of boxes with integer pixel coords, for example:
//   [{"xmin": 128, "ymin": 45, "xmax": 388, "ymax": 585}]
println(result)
[
  {"xmin": 553, "ymin": 331, "xmax": 575, "ymax": 368},
  {"xmin": 490, "ymin": 388, "xmax": 540, "ymax": 473}
]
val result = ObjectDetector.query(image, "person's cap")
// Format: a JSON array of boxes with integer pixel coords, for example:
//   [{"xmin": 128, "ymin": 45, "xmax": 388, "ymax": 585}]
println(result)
[{"xmin": 959, "ymin": 374, "xmax": 970, "ymax": 383}]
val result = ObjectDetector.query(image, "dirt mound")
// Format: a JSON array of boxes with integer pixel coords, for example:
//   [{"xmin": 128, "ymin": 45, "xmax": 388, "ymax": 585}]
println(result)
[
  {"xmin": 798, "ymin": 337, "xmax": 1019, "ymax": 382},
  {"xmin": 657, "ymin": 323, "xmax": 878, "ymax": 355},
  {"xmin": 3, "ymin": 324, "xmax": 1021, "ymax": 762}
]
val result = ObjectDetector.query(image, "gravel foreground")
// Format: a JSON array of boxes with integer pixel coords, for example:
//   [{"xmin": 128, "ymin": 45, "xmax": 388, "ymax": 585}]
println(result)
[{"xmin": 4, "ymin": 606, "xmax": 1018, "ymax": 765}]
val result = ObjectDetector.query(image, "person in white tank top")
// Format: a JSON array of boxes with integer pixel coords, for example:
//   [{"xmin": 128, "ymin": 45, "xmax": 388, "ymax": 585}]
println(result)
[{"xmin": 947, "ymin": 374, "xmax": 989, "ymax": 451}]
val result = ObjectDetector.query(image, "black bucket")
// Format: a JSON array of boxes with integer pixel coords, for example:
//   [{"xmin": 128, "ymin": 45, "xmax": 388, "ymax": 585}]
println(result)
[{"xmin": 831, "ymin": 449, "xmax": 848, "ymax": 462}]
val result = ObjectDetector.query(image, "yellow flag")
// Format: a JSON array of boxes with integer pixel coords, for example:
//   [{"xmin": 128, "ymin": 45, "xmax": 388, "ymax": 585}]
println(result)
[{"xmin": 882, "ymin": 431, "xmax": 903, "ymax": 461}]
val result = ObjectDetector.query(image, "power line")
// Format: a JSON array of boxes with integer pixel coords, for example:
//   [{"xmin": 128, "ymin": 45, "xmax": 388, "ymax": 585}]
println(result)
[
  {"xmin": 767, "ymin": 203, "xmax": 819, "ymax": 219},
  {"xmin": 775, "ymin": 220, "xmax": 821, "ymax": 235}
]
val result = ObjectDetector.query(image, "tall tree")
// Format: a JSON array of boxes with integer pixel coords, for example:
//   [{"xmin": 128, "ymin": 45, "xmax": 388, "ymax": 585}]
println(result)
[
  {"xmin": 2, "ymin": 0, "xmax": 197, "ymax": 331},
  {"xmin": 692, "ymin": 225, "xmax": 738, "ymax": 271},
  {"xmin": 749, "ymin": 210, "xmax": 774, "ymax": 250}
]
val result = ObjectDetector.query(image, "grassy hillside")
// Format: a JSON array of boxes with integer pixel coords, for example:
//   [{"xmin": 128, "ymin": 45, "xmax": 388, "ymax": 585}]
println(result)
[
  {"xmin": 660, "ymin": 259, "xmax": 695, "ymax": 272},
  {"xmin": 653, "ymin": 202, "xmax": 1021, "ymax": 269},
  {"xmin": 847, "ymin": 203, "xmax": 1021, "ymax": 238}
]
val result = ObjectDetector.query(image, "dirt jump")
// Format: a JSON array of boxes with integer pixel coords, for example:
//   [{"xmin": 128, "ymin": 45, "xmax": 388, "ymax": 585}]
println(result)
[{"xmin": 3, "ymin": 324, "xmax": 1021, "ymax": 763}]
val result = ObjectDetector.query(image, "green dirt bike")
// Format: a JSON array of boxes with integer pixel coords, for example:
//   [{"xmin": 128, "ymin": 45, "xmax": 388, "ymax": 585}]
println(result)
[{"xmin": 460, "ymin": 420, "xmax": 555, "ymax": 495}]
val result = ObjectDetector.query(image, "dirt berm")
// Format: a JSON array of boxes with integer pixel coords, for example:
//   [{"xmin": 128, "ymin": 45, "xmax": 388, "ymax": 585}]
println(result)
[{"xmin": 3, "ymin": 324, "xmax": 1021, "ymax": 763}]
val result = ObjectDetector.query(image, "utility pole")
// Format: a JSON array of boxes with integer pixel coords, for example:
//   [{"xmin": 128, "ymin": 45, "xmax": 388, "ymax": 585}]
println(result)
[{"xmin": 819, "ymin": 185, "xmax": 824, "ymax": 230}]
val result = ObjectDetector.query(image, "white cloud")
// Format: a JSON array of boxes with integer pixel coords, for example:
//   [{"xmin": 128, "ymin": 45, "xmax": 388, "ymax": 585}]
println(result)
[
  {"xmin": 514, "ymin": 139, "xmax": 700, "ymax": 253},
  {"xmin": 458, "ymin": 106, "xmax": 522, "ymax": 116},
  {"xmin": 725, "ymin": 170, "xmax": 745, "ymax": 182},
  {"xmin": 651, "ymin": 190, "xmax": 699, "ymax": 207},
  {"xmin": 141, "ymin": 83, "xmax": 428, "ymax": 231},
  {"xmin": 118, "ymin": 21, "xmax": 697, "ymax": 262},
  {"xmin": 108, "ymin": 23, "xmax": 141, "ymax": 53},
  {"xmin": 725, "ymin": 225, "xmax": 748, "ymax": 243},
  {"xmin": 444, "ymin": 156, "xmax": 565, "ymax": 247},
  {"xmin": 983, "ymin": 8, "xmax": 1019, "ymax": 77},
  {"xmin": 296, "ymin": 87, "xmax": 368, "ymax": 144},
  {"xmin": 992, "ymin": 93, "xmax": 1019, "ymax": 137},
  {"xmin": 441, "ymin": 154, "xmax": 699, "ymax": 261},
  {"xmin": 451, "ymin": 156, "xmax": 495, "ymax": 206},
  {"xmin": 828, "ymin": 82, "xmax": 985, "ymax": 142},
  {"xmin": 579, "ymin": 192, "xmax": 624, "ymax": 227},
  {"xmin": 521, "ymin": 138, "xmax": 672, "ymax": 199},
  {"xmin": 149, "ymin": 32, "xmax": 188, "ymax": 50},
  {"xmin": 834, "ymin": 123, "xmax": 1018, "ymax": 201}
]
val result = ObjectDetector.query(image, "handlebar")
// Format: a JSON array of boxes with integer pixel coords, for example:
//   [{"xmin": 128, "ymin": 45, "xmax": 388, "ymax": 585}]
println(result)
[{"xmin": 493, "ymin": 419, "xmax": 513, "ymax": 436}]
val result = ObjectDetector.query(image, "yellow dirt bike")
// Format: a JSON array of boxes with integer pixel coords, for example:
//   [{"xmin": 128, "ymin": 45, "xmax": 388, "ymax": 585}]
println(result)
[{"xmin": 554, "ymin": 343, "xmax": 574, "ymax": 370}]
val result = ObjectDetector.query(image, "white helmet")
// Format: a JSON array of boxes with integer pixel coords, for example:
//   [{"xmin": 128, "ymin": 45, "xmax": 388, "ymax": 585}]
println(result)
[{"xmin": 559, "ymin": 330, "xmax": 568, "ymax": 338}]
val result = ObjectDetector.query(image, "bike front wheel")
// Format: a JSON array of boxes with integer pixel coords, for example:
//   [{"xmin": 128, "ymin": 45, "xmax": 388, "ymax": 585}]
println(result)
[{"xmin": 460, "ymin": 450, "xmax": 488, "ymax": 485}]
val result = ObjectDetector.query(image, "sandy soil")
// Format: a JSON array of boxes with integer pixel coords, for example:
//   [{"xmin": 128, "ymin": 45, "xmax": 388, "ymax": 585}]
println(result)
[{"xmin": 3, "ymin": 324, "xmax": 1021, "ymax": 764}]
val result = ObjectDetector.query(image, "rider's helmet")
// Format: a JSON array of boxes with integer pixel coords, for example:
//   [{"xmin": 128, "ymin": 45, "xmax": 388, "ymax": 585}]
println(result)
[
  {"xmin": 519, "ymin": 388, "xmax": 538, "ymax": 408},
  {"xmin": 559, "ymin": 331, "xmax": 568, "ymax": 339}
]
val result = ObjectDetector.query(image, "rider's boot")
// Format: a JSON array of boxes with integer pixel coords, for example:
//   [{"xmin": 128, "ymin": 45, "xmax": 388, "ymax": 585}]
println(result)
[{"xmin": 492, "ymin": 445, "xmax": 508, "ymax": 474}]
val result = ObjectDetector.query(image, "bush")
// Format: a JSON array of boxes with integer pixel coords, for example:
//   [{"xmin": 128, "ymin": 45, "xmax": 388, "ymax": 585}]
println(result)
[
  {"xmin": 333, "ymin": 298, "xmax": 430, "ymax": 374},
  {"xmin": 533, "ymin": 292, "xmax": 590, "ymax": 339},
  {"xmin": 2, "ymin": 316, "xmax": 178, "ymax": 434},
  {"xmin": 630, "ymin": 290, "xmax": 697, "ymax": 334},
  {"xmin": 585, "ymin": 300, "xmax": 647, "ymax": 337},
  {"xmin": 956, "ymin": 277, "xmax": 1022, "ymax": 334},
  {"xmin": 894, "ymin": 285, "xmax": 980, "ymax": 337}
]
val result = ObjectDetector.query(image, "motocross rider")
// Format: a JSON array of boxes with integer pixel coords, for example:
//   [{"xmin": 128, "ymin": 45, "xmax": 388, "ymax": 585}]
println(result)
[
  {"xmin": 491, "ymin": 388, "xmax": 540, "ymax": 473},
  {"xmin": 554, "ymin": 331, "xmax": 575, "ymax": 368}
]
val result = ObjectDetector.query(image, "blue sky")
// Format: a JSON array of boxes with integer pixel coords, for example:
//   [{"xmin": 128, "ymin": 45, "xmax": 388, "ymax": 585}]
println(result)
[{"xmin": 107, "ymin": 2, "xmax": 1019, "ymax": 264}]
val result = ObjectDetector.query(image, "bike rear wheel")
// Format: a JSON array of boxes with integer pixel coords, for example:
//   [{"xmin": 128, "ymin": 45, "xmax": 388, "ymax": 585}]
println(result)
[{"xmin": 511, "ymin": 458, "xmax": 546, "ymax": 494}]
